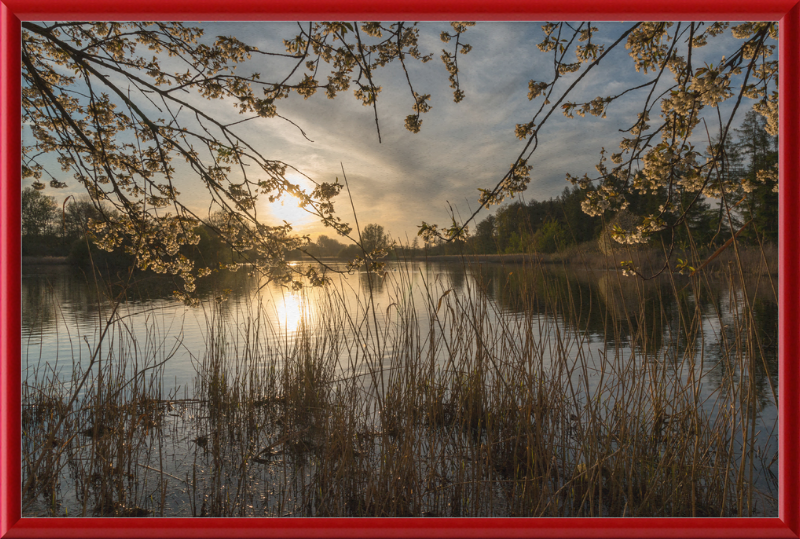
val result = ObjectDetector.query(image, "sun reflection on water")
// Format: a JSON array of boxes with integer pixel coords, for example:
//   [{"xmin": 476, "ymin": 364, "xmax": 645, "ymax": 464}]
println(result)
[{"xmin": 270, "ymin": 290, "xmax": 308, "ymax": 335}]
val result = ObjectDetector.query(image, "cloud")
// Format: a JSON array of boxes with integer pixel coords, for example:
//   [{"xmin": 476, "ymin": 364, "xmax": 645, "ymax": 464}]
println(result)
[{"xmin": 23, "ymin": 21, "xmax": 770, "ymax": 241}]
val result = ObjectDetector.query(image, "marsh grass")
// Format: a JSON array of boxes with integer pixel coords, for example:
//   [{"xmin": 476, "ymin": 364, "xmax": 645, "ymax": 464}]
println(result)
[
  {"xmin": 22, "ymin": 295, "xmax": 180, "ymax": 517},
  {"xmin": 21, "ymin": 239, "xmax": 778, "ymax": 517}
]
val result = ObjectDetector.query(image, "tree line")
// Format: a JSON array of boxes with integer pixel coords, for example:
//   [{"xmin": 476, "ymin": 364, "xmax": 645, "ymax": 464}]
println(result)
[
  {"xmin": 22, "ymin": 21, "xmax": 779, "ymax": 299},
  {"xmin": 25, "ymin": 105, "xmax": 775, "ymax": 268},
  {"xmin": 454, "ymin": 109, "xmax": 777, "ymax": 256},
  {"xmin": 21, "ymin": 193, "xmax": 396, "ymax": 269},
  {"xmin": 21, "ymin": 195, "xmax": 250, "ymax": 269}
]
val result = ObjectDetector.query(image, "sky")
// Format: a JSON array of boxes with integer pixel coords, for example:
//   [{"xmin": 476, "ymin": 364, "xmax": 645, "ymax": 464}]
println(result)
[{"xmin": 23, "ymin": 21, "xmax": 771, "ymax": 243}]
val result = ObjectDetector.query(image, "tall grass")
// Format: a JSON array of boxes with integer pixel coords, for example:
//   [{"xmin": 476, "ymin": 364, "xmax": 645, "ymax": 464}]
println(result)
[
  {"xmin": 21, "ymin": 240, "xmax": 778, "ymax": 517},
  {"xmin": 22, "ymin": 292, "xmax": 180, "ymax": 516}
]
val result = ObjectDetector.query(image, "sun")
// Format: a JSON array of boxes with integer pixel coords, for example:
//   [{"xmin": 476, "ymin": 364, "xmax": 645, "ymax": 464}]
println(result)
[
  {"xmin": 262, "ymin": 176, "xmax": 316, "ymax": 229},
  {"xmin": 266, "ymin": 195, "xmax": 309, "ymax": 225}
]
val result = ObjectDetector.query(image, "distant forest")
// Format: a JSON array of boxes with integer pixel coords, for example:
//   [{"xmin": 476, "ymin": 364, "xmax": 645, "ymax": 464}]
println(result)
[
  {"xmin": 22, "ymin": 111, "xmax": 776, "ymax": 266},
  {"xmin": 422, "ymin": 109, "xmax": 778, "ymax": 257}
]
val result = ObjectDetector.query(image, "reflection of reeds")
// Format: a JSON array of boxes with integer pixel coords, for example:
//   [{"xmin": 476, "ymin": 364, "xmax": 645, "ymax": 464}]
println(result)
[
  {"xmin": 22, "ymin": 239, "xmax": 778, "ymax": 517},
  {"xmin": 22, "ymin": 307, "xmax": 177, "ymax": 517}
]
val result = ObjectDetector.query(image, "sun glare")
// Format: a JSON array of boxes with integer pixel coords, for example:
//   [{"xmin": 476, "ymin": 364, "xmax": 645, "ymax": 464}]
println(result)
[
  {"xmin": 263, "ymin": 175, "xmax": 316, "ymax": 230},
  {"xmin": 269, "ymin": 291, "xmax": 308, "ymax": 335},
  {"xmin": 265, "ymin": 195, "xmax": 310, "ymax": 225}
]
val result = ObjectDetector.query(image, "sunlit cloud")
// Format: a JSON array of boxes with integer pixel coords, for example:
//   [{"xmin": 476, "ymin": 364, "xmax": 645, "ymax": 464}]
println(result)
[{"xmin": 23, "ymin": 21, "xmax": 761, "ymax": 242}]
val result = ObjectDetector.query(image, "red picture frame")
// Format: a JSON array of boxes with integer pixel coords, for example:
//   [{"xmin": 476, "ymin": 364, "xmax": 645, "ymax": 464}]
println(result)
[{"xmin": 2, "ymin": 1, "xmax": 798, "ymax": 537}]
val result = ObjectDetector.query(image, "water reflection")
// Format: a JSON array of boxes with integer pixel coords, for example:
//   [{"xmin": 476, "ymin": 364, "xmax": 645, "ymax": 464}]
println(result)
[
  {"xmin": 359, "ymin": 270, "xmax": 385, "ymax": 295},
  {"xmin": 271, "ymin": 290, "xmax": 307, "ymax": 335},
  {"xmin": 21, "ymin": 259, "xmax": 779, "ymax": 516},
  {"xmin": 22, "ymin": 260, "xmax": 778, "ymax": 412}
]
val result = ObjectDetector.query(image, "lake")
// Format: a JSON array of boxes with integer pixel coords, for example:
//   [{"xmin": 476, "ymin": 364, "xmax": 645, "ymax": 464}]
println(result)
[{"xmin": 21, "ymin": 258, "xmax": 779, "ymax": 517}]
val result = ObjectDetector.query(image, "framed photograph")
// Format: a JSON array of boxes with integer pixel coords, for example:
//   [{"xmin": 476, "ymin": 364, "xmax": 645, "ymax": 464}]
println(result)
[{"xmin": 2, "ymin": 0, "xmax": 798, "ymax": 537}]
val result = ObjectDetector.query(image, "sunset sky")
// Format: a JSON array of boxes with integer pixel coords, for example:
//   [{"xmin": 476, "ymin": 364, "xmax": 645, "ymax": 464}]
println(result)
[{"xmin": 23, "ymin": 21, "xmax": 764, "ymax": 242}]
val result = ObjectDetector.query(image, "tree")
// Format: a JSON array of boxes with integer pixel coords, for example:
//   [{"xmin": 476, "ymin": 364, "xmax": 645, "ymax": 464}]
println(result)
[
  {"xmin": 22, "ymin": 21, "xmax": 476, "ymax": 301},
  {"xmin": 419, "ymin": 22, "xmax": 778, "ymax": 279},
  {"xmin": 470, "ymin": 215, "xmax": 497, "ymax": 254},
  {"xmin": 314, "ymin": 235, "xmax": 346, "ymax": 258},
  {"xmin": 531, "ymin": 220, "xmax": 568, "ymax": 254},
  {"xmin": 735, "ymin": 110, "xmax": 779, "ymax": 243},
  {"xmin": 359, "ymin": 223, "xmax": 391, "ymax": 254},
  {"xmin": 490, "ymin": 202, "xmax": 527, "ymax": 253},
  {"xmin": 337, "ymin": 244, "xmax": 362, "ymax": 261},
  {"xmin": 559, "ymin": 186, "xmax": 602, "ymax": 244},
  {"xmin": 62, "ymin": 197, "xmax": 103, "ymax": 240},
  {"xmin": 549, "ymin": 23, "xmax": 778, "ymax": 276},
  {"xmin": 21, "ymin": 187, "xmax": 57, "ymax": 237},
  {"xmin": 23, "ymin": 21, "xmax": 778, "ymax": 289}
]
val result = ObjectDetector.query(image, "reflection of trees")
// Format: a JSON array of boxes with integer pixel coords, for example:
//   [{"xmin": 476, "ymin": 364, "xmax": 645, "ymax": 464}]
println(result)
[
  {"xmin": 123, "ymin": 268, "xmax": 255, "ymax": 304},
  {"xmin": 465, "ymin": 261, "xmax": 777, "ymax": 411},
  {"xmin": 23, "ymin": 260, "xmax": 778, "ymax": 417},
  {"xmin": 737, "ymin": 279, "xmax": 778, "ymax": 408},
  {"xmin": 22, "ymin": 268, "xmax": 116, "ymax": 334},
  {"xmin": 470, "ymin": 263, "xmax": 669, "ymax": 347},
  {"xmin": 752, "ymin": 292, "xmax": 778, "ymax": 391},
  {"xmin": 359, "ymin": 271, "xmax": 385, "ymax": 295},
  {"xmin": 678, "ymin": 276, "xmax": 778, "ymax": 411},
  {"xmin": 21, "ymin": 266, "xmax": 259, "ymax": 335},
  {"xmin": 21, "ymin": 275, "xmax": 59, "ymax": 336},
  {"xmin": 444, "ymin": 264, "xmax": 467, "ymax": 292},
  {"xmin": 22, "ymin": 271, "xmax": 95, "ymax": 339}
]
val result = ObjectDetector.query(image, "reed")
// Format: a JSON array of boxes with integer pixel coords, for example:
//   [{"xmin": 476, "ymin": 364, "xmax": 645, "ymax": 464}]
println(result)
[{"xmin": 21, "ymin": 237, "xmax": 779, "ymax": 517}]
